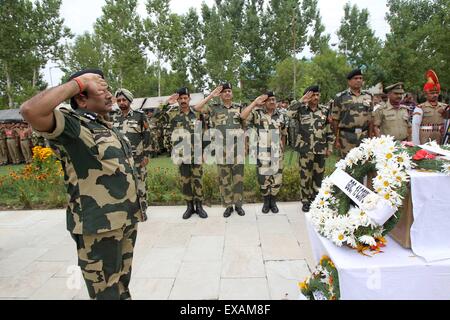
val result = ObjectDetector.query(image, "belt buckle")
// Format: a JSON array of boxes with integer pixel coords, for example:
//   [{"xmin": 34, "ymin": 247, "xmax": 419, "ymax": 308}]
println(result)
[{"xmin": 355, "ymin": 128, "xmax": 362, "ymax": 134}]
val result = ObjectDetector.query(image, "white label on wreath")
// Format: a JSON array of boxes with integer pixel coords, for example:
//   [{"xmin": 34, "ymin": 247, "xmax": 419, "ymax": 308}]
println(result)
[
  {"xmin": 329, "ymin": 169, "xmax": 396, "ymax": 226},
  {"xmin": 419, "ymin": 143, "xmax": 450, "ymax": 160}
]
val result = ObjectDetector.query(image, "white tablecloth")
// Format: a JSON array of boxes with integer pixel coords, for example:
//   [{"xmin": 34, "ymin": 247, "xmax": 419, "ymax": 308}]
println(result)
[
  {"xmin": 408, "ymin": 170, "xmax": 450, "ymax": 262},
  {"xmin": 306, "ymin": 216, "xmax": 450, "ymax": 300}
]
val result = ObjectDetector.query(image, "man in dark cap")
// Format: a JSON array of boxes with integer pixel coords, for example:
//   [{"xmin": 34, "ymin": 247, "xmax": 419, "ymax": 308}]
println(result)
[
  {"xmin": 194, "ymin": 83, "xmax": 246, "ymax": 218},
  {"xmin": 331, "ymin": 69, "xmax": 374, "ymax": 158},
  {"xmin": 111, "ymin": 88, "xmax": 151, "ymax": 213},
  {"xmin": 166, "ymin": 87, "xmax": 208, "ymax": 219},
  {"xmin": 20, "ymin": 69, "xmax": 147, "ymax": 300},
  {"xmin": 241, "ymin": 91, "xmax": 288, "ymax": 214},
  {"xmin": 373, "ymin": 82, "xmax": 411, "ymax": 141},
  {"xmin": 290, "ymin": 85, "xmax": 334, "ymax": 212}
]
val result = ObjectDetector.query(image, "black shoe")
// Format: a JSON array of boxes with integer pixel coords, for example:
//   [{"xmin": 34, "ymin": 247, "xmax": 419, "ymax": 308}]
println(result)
[
  {"xmin": 302, "ymin": 203, "xmax": 310, "ymax": 213},
  {"xmin": 270, "ymin": 195, "xmax": 279, "ymax": 214},
  {"xmin": 195, "ymin": 200, "xmax": 208, "ymax": 219},
  {"xmin": 262, "ymin": 196, "xmax": 270, "ymax": 214},
  {"xmin": 235, "ymin": 205, "xmax": 245, "ymax": 216},
  {"xmin": 223, "ymin": 206, "xmax": 234, "ymax": 218},
  {"xmin": 183, "ymin": 201, "xmax": 195, "ymax": 219}
]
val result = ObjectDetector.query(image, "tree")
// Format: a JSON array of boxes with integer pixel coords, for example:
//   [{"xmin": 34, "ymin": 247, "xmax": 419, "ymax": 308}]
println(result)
[
  {"xmin": 337, "ymin": 2, "xmax": 382, "ymax": 83},
  {"xmin": 0, "ymin": 0, "xmax": 71, "ymax": 108},
  {"xmin": 308, "ymin": 8, "xmax": 330, "ymax": 55}
]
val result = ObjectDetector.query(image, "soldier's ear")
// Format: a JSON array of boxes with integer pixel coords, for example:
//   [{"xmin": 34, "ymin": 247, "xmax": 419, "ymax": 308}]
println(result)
[{"xmin": 74, "ymin": 94, "xmax": 88, "ymax": 109}]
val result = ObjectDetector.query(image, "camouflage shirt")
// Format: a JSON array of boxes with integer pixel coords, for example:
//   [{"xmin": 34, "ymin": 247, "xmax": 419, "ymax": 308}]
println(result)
[
  {"xmin": 246, "ymin": 107, "xmax": 288, "ymax": 150},
  {"xmin": 37, "ymin": 107, "xmax": 147, "ymax": 235},
  {"xmin": 111, "ymin": 109, "xmax": 151, "ymax": 165},
  {"xmin": 291, "ymin": 103, "xmax": 335, "ymax": 154},
  {"xmin": 169, "ymin": 107, "xmax": 203, "ymax": 164},
  {"xmin": 332, "ymin": 89, "xmax": 373, "ymax": 130}
]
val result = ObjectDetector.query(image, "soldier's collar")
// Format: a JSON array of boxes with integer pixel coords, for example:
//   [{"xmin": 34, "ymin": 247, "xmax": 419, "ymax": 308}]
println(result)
[
  {"xmin": 117, "ymin": 109, "xmax": 134, "ymax": 117},
  {"xmin": 76, "ymin": 109, "xmax": 98, "ymax": 121}
]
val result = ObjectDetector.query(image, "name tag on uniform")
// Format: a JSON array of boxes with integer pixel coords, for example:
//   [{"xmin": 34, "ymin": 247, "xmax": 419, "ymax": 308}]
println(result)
[{"xmin": 355, "ymin": 128, "xmax": 362, "ymax": 134}]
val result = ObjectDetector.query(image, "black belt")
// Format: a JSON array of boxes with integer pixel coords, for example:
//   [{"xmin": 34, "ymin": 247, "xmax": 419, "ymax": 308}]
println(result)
[{"xmin": 340, "ymin": 127, "xmax": 368, "ymax": 133}]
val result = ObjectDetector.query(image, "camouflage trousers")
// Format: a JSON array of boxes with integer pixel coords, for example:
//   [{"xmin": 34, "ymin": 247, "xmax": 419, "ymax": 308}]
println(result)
[
  {"xmin": 134, "ymin": 163, "xmax": 148, "ymax": 212},
  {"xmin": 218, "ymin": 164, "xmax": 244, "ymax": 207},
  {"xmin": 338, "ymin": 130, "xmax": 369, "ymax": 158},
  {"xmin": 70, "ymin": 223, "xmax": 138, "ymax": 300},
  {"xmin": 179, "ymin": 164, "xmax": 203, "ymax": 201},
  {"xmin": 20, "ymin": 139, "xmax": 32, "ymax": 164},
  {"xmin": 257, "ymin": 153, "xmax": 284, "ymax": 197},
  {"xmin": 0, "ymin": 139, "xmax": 7, "ymax": 165},
  {"xmin": 6, "ymin": 139, "xmax": 20, "ymax": 164},
  {"xmin": 299, "ymin": 153, "xmax": 325, "ymax": 205}
]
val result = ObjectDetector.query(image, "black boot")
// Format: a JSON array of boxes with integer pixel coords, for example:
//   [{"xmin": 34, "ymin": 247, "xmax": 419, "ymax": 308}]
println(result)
[
  {"xmin": 302, "ymin": 202, "xmax": 310, "ymax": 213},
  {"xmin": 235, "ymin": 205, "xmax": 246, "ymax": 216},
  {"xmin": 270, "ymin": 195, "xmax": 279, "ymax": 213},
  {"xmin": 183, "ymin": 201, "xmax": 195, "ymax": 220},
  {"xmin": 262, "ymin": 196, "xmax": 270, "ymax": 214},
  {"xmin": 223, "ymin": 206, "xmax": 234, "ymax": 218},
  {"xmin": 195, "ymin": 200, "xmax": 208, "ymax": 219}
]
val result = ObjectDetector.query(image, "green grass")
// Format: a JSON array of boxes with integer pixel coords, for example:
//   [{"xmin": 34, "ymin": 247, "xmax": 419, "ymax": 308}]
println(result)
[{"xmin": 0, "ymin": 164, "xmax": 24, "ymax": 176}]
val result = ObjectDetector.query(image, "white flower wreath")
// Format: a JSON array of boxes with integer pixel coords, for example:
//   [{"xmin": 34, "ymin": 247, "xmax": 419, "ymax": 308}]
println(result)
[{"xmin": 307, "ymin": 136, "xmax": 413, "ymax": 250}]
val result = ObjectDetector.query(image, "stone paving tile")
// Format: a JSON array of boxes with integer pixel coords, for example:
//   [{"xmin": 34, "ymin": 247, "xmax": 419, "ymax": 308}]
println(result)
[{"xmin": 0, "ymin": 204, "xmax": 314, "ymax": 300}]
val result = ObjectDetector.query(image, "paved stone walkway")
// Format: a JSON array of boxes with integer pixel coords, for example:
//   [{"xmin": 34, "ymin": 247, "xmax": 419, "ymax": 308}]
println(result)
[{"xmin": 0, "ymin": 203, "xmax": 315, "ymax": 300}]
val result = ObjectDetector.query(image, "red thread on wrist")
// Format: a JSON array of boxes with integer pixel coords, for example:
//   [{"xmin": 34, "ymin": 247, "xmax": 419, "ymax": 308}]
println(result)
[{"xmin": 73, "ymin": 77, "xmax": 85, "ymax": 94}]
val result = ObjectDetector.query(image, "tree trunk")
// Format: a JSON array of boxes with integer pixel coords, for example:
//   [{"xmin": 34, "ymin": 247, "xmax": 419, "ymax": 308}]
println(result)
[
  {"xmin": 158, "ymin": 51, "xmax": 161, "ymax": 97},
  {"xmin": 4, "ymin": 63, "xmax": 14, "ymax": 108},
  {"xmin": 32, "ymin": 67, "xmax": 37, "ymax": 89}
]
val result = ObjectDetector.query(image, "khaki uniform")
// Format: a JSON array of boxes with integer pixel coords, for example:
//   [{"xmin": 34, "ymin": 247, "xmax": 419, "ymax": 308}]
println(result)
[
  {"xmin": 111, "ymin": 109, "xmax": 151, "ymax": 213},
  {"xmin": 37, "ymin": 107, "xmax": 147, "ymax": 300},
  {"xmin": 415, "ymin": 101, "xmax": 447, "ymax": 144},
  {"xmin": 291, "ymin": 102, "xmax": 335, "ymax": 206},
  {"xmin": 5, "ymin": 127, "xmax": 21, "ymax": 164},
  {"xmin": 169, "ymin": 107, "xmax": 204, "ymax": 202},
  {"xmin": 18, "ymin": 127, "xmax": 33, "ymax": 163},
  {"xmin": 205, "ymin": 103, "xmax": 245, "ymax": 207},
  {"xmin": 373, "ymin": 101, "xmax": 411, "ymax": 141},
  {"xmin": 332, "ymin": 89, "xmax": 373, "ymax": 158},
  {"xmin": 246, "ymin": 108, "xmax": 288, "ymax": 197},
  {"xmin": 0, "ymin": 127, "xmax": 8, "ymax": 165}
]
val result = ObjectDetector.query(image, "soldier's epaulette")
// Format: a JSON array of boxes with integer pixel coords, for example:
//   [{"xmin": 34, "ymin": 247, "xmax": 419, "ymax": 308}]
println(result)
[
  {"xmin": 59, "ymin": 107, "xmax": 82, "ymax": 119},
  {"xmin": 335, "ymin": 90, "xmax": 348, "ymax": 98},
  {"xmin": 361, "ymin": 90, "xmax": 373, "ymax": 97}
]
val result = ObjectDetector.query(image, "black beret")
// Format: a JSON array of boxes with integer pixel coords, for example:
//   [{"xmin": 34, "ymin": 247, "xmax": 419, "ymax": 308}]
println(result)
[
  {"xmin": 266, "ymin": 91, "xmax": 275, "ymax": 98},
  {"xmin": 177, "ymin": 87, "xmax": 190, "ymax": 96},
  {"xmin": 347, "ymin": 69, "xmax": 362, "ymax": 80},
  {"xmin": 68, "ymin": 69, "xmax": 104, "ymax": 82},
  {"xmin": 221, "ymin": 83, "xmax": 232, "ymax": 92},
  {"xmin": 303, "ymin": 85, "xmax": 320, "ymax": 96}
]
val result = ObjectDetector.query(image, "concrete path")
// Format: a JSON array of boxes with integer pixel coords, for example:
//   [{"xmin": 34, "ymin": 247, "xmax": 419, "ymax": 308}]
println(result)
[{"xmin": 0, "ymin": 203, "xmax": 315, "ymax": 300}]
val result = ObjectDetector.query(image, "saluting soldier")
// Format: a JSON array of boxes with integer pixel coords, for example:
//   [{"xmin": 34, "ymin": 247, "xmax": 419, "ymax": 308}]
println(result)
[
  {"xmin": 291, "ymin": 86, "xmax": 335, "ymax": 212},
  {"xmin": 412, "ymin": 70, "xmax": 448, "ymax": 145},
  {"xmin": 20, "ymin": 69, "xmax": 147, "ymax": 300},
  {"xmin": 166, "ymin": 87, "xmax": 208, "ymax": 219},
  {"xmin": 111, "ymin": 88, "xmax": 151, "ymax": 212},
  {"xmin": 332, "ymin": 69, "xmax": 374, "ymax": 158},
  {"xmin": 194, "ymin": 83, "xmax": 246, "ymax": 218},
  {"xmin": 373, "ymin": 83, "xmax": 411, "ymax": 142},
  {"xmin": 241, "ymin": 91, "xmax": 288, "ymax": 214}
]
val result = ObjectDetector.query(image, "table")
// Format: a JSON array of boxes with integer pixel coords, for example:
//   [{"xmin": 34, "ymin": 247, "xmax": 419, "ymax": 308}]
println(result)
[
  {"xmin": 306, "ymin": 216, "xmax": 450, "ymax": 300},
  {"xmin": 408, "ymin": 170, "xmax": 450, "ymax": 262}
]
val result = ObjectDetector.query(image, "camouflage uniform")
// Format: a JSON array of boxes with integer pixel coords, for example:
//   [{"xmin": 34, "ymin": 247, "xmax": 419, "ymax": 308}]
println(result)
[
  {"xmin": 332, "ymin": 89, "xmax": 373, "ymax": 158},
  {"xmin": 169, "ymin": 107, "xmax": 204, "ymax": 202},
  {"xmin": 148, "ymin": 114, "xmax": 160, "ymax": 157},
  {"xmin": 291, "ymin": 102, "xmax": 335, "ymax": 206},
  {"xmin": 246, "ymin": 108, "xmax": 288, "ymax": 197},
  {"xmin": 111, "ymin": 109, "xmax": 151, "ymax": 212},
  {"xmin": 205, "ymin": 103, "xmax": 245, "ymax": 208},
  {"xmin": 37, "ymin": 107, "xmax": 147, "ymax": 300},
  {"xmin": 31, "ymin": 130, "xmax": 48, "ymax": 147},
  {"xmin": 415, "ymin": 101, "xmax": 447, "ymax": 144},
  {"xmin": 158, "ymin": 104, "xmax": 179, "ymax": 154},
  {"xmin": 373, "ymin": 101, "xmax": 411, "ymax": 141},
  {"xmin": 0, "ymin": 126, "xmax": 8, "ymax": 165}
]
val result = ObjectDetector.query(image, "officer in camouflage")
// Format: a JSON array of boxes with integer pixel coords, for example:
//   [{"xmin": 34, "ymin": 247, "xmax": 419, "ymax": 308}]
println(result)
[
  {"xmin": 332, "ymin": 69, "xmax": 374, "ymax": 158},
  {"xmin": 145, "ymin": 108, "xmax": 160, "ymax": 157},
  {"xmin": 111, "ymin": 88, "xmax": 151, "ymax": 213},
  {"xmin": 291, "ymin": 86, "xmax": 335, "ymax": 212},
  {"xmin": 241, "ymin": 91, "xmax": 288, "ymax": 214},
  {"xmin": 373, "ymin": 83, "xmax": 411, "ymax": 141},
  {"xmin": 194, "ymin": 83, "xmax": 246, "ymax": 218},
  {"xmin": 20, "ymin": 69, "xmax": 147, "ymax": 300},
  {"xmin": 167, "ymin": 87, "xmax": 208, "ymax": 219}
]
